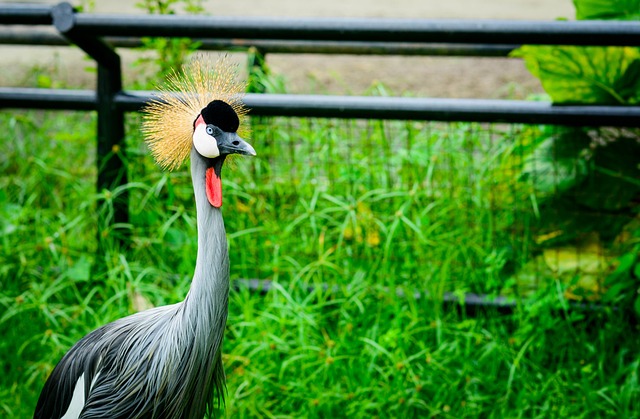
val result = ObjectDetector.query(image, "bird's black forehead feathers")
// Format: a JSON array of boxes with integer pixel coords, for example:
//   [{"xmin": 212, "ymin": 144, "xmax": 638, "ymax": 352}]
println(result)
[{"xmin": 200, "ymin": 100, "xmax": 239, "ymax": 133}]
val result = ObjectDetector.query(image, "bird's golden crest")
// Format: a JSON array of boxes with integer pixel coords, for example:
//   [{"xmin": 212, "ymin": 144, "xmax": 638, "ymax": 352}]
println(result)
[{"xmin": 142, "ymin": 55, "xmax": 249, "ymax": 171}]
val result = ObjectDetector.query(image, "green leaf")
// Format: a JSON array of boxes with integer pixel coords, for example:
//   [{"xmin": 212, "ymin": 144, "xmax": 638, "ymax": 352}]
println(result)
[
  {"xmin": 513, "ymin": 46, "xmax": 640, "ymax": 104},
  {"xmin": 66, "ymin": 256, "xmax": 92, "ymax": 282},
  {"xmin": 514, "ymin": 0, "xmax": 640, "ymax": 105},
  {"xmin": 573, "ymin": 0, "xmax": 640, "ymax": 20},
  {"xmin": 614, "ymin": 59, "xmax": 640, "ymax": 103},
  {"xmin": 610, "ymin": 253, "xmax": 638, "ymax": 280},
  {"xmin": 521, "ymin": 128, "xmax": 591, "ymax": 196},
  {"xmin": 603, "ymin": 281, "xmax": 629, "ymax": 303},
  {"xmin": 165, "ymin": 227, "xmax": 188, "ymax": 249},
  {"xmin": 36, "ymin": 74, "xmax": 52, "ymax": 89}
]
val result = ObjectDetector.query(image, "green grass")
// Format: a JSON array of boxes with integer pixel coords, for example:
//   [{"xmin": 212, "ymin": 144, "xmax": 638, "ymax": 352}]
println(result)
[{"xmin": 0, "ymin": 109, "xmax": 638, "ymax": 418}]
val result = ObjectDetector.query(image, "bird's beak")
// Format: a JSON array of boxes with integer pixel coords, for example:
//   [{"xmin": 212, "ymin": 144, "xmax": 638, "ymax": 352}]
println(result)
[{"xmin": 217, "ymin": 132, "xmax": 257, "ymax": 157}]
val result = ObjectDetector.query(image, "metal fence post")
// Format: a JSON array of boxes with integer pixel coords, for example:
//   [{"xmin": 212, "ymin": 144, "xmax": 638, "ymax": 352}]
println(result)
[{"xmin": 52, "ymin": 2, "xmax": 129, "ymax": 249}]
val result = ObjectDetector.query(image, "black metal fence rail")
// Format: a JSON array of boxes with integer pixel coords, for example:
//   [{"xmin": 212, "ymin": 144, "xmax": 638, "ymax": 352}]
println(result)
[
  {"xmin": 233, "ymin": 279, "xmax": 613, "ymax": 315},
  {"xmin": 0, "ymin": 27, "xmax": 519, "ymax": 57},
  {"xmin": 51, "ymin": 12, "xmax": 640, "ymax": 46},
  {"xmin": 3, "ymin": 87, "xmax": 640, "ymax": 127},
  {"xmin": 0, "ymin": 3, "xmax": 52, "ymax": 25}
]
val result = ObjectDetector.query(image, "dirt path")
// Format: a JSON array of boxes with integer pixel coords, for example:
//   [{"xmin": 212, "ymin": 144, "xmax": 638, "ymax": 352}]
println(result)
[{"xmin": 1, "ymin": 0, "xmax": 575, "ymax": 98}]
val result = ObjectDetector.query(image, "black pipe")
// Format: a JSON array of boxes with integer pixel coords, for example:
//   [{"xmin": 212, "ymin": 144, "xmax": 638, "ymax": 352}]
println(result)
[
  {"xmin": 68, "ymin": 12, "xmax": 640, "ymax": 46},
  {"xmin": 233, "ymin": 279, "xmax": 612, "ymax": 314},
  {"xmin": 0, "ymin": 87, "xmax": 96, "ymax": 110},
  {"xmin": 0, "ymin": 4, "xmax": 52, "ymax": 25},
  {"xmin": 1, "ymin": 3, "xmax": 639, "ymax": 48},
  {"xmin": 0, "ymin": 27, "xmax": 518, "ymax": 56},
  {"xmin": 0, "ymin": 28, "xmax": 519, "ymax": 56},
  {"xmin": 116, "ymin": 91, "xmax": 640, "ymax": 127},
  {"xmin": 2, "ymin": 88, "xmax": 639, "ymax": 127},
  {"xmin": 208, "ymin": 39, "xmax": 518, "ymax": 57},
  {"xmin": 0, "ymin": 27, "xmax": 67, "ymax": 46}
]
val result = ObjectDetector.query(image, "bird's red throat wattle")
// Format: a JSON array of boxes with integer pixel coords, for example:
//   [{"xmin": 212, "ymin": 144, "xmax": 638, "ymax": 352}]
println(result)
[{"xmin": 206, "ymin": 167, "xmax": 222, "ymax": 208}]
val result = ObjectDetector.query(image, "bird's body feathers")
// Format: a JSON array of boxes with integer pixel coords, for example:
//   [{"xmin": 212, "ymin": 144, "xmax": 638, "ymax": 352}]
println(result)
[{"xmin": 35, "ymin": 296, "xmax": 227, "ymax": 418}]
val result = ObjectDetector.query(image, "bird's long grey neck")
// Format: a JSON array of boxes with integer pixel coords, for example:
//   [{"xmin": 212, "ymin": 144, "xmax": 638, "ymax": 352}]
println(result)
[{"xmin": 182, "ymin": 148, "xmax": 230, "ymax": 323}]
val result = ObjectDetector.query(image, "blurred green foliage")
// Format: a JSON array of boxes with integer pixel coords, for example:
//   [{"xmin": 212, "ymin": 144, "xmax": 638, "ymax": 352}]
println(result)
[{"xmin": 511, "ymin": 0, "xmax": 640, "ymax": 312}]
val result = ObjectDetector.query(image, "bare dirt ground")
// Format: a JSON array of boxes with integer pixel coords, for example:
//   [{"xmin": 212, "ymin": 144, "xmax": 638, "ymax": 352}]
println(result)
[{"xmin": 1, "ymin": 0, "xmax": 575, "ymax": 98}]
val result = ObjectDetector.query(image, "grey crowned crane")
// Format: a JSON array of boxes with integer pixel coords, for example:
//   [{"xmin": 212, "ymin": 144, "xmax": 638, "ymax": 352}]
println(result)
[{"xmin": 34, "ymin": 57, "xmax": 256, "ymax": 419}]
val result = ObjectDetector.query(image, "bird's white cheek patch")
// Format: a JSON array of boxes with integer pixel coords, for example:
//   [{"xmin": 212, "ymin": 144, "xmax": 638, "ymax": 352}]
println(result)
[{"xmin": 193, "ymin": 124, "xmax": 220, "ymax": 158}]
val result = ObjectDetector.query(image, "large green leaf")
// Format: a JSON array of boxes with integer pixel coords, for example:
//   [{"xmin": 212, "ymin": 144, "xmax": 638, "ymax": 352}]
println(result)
[
  {"xmin": 518, "ymin": 127, "xmax": 640, "ymax": 245},
  {"xmin": 573, "ymin": 0, "xmax": 640, "ymax": 20},
  {"xmin": 514, "ymin": 0, "xmax": 640, "ymax": 105},
  {"xmin": 513, "ymin": 46, "xmax": 640, "ymax": 104},
  {"xmin": 520, "ymin": 128, "xmax": 591, "ymax": 197}
]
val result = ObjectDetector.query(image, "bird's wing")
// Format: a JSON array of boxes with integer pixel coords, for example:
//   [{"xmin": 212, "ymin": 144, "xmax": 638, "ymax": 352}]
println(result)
[
  {"xmin": 33, "ymin": 324, "xmax": 112, "ymax": 419},
  {"xmin": 34, "ymin": 305, "xmax": 179, "ymax": 419}
]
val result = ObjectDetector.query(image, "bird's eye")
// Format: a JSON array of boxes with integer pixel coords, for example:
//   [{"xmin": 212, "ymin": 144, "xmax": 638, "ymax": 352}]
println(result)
[{"xmin": 206, "ymin": 126, "xmax": 214, "ymax": 135}]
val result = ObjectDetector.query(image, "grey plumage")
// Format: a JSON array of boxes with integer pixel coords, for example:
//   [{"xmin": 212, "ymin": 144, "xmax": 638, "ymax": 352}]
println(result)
[{"xmin": 35, "ymin": 146, "xmax": 245, "ymax": 418}]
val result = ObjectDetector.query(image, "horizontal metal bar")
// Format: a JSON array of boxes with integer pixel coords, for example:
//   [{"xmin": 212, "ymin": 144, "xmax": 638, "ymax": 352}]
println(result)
[
  {"xmin": 241, "ymin": 95, "xmax": 640, "ymax": 126},
  {"xmin": 117, "ymin": 90, "xmax": 640, "ymax": 126},
  {"xmin": 234, "ymin": 279, "xmax": 517, "ymax": 308},
  {"xmin": 0, "ymin": 87, "xmax": 96, "ymax": 110},
  {"xmin": 0, "ymin": 27, "xmax": 518, "ymax": 56},
  {"xmin": 0, "ymin": 6, "xmax": 638, "ymax": 49},
  {"xmin": 208, "ymin": 39, "xmax": 518, "ymax": 56},
  {"xmin": 233, "ymin": 279, "xmax": 611, "ymax": 313},
  {"xmin": 70, "ymin": 14, "xmax": 640, "ymax": 46},
  {"xmin": 0, "ymin": 26, "xmax": 67, "ymax": 46},
  {"xmin": 0, "ymin": 4, "xmax": 52, "ymax": 25},
  {"xmin": 2, "ymin": 87, "xmax": 639, "ymax": 127}
]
